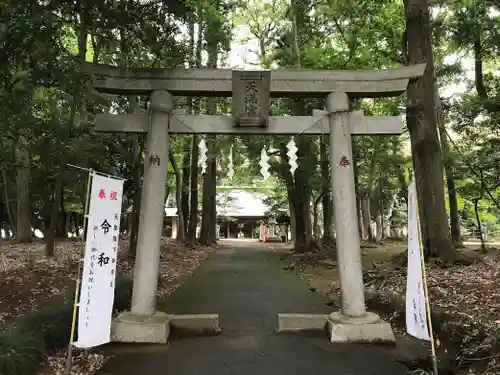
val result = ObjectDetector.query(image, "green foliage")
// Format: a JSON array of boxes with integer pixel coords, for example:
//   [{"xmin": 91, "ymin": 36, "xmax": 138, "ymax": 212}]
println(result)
[
  {"xmin": 0, "ymin": 276, "xmax": 133, "ymax": 375},
  {"xmin": 113, "ymin": 276, "xmax": 134, "ymax": 312},
  {"xmin": 16, "ymin": 304, "xmax": 74, "ymax": 352},
  {"xmin": 263, "ymin": 178, "xmax": 289, "ymax": 213},
  {"xmin": 0, "ymin": 0, "xmax": 197, "ymax": 231},
  {"xmin": 0, "ymin": 328, "xmax": 45, "ymax": 375},
  {"xmin": 0, "ymin": 0, "xmax": 499, "ymax": 252}
]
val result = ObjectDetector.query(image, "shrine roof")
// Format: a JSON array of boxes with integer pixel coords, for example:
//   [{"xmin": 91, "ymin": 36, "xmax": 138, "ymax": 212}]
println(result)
[
  {"xmin": 163, "ymin": 190, "xmax": 271, "ymax": 218},
  {"xmin": 217, "ymin": 190, "xmax": 270, "ymax": 217}
]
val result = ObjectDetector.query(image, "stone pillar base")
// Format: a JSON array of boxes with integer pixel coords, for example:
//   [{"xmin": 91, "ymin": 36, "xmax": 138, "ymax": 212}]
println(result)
[
  {"xmin": 277, "ymin": 313, "xmax": 328, "ymax": 333},
  {"xmin": 111, "ymin": 311, "xmax": 170, "ymax": 344},
  {"xmin": 168, "ymin": 314, "xmax": 221, "ymax": 337},
  {"xmin": 327, "ymin": 312, "xmax": 395, "ymax": 344}
]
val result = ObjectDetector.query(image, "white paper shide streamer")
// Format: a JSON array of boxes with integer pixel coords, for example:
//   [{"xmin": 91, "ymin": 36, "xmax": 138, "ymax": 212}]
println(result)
[
  {"xmin": 198, "ymin": 138, "xmax": 208, "ymax": 174},
  {"xmin": 405, "ymin": 180, "xmax": 430, "ymax": 341},
  {"xmin": 75, "ymin": 173, "xmax": 124, "ymax": 348},
  {"xmin": 287, "ymin": 137, "xmax": 298, "ymax": 180},
  {"xmin": 259, "ymin": 147, "xmax": 270, "ymax": 181},
  {"xmin": 227, "ymin": 146, "xmax": 234, "ymax": 180}
]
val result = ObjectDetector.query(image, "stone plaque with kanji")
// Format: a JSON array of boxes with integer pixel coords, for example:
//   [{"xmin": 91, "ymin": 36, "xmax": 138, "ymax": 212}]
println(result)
[{"xmin": 232, "ymin": 70, "xmax": 270, "ymax": 127}]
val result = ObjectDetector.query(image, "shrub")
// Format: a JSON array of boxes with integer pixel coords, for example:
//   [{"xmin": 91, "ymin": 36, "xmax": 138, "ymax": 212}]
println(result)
[
  {"xmin": 0, "ymin": 275, "xmax": 133, "ymax": 375},
  {"xmin": 16, "ymin": 303, "xmax": 74, "ymax": 352},
  {"xmin": 0, "ymin": 328, "xmax": 45, "ymax": 375},
  {"xmin": 113, "ymin": 276, "xmax": 133, "ymax": 312}
]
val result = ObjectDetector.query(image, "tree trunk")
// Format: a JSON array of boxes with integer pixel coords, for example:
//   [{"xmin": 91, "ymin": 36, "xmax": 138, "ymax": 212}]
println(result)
[
  {"xmin": 200, "ymin": 138, "xmax": 217, "ymax": 245},
  {"xmin": 431, "ymin": 22, "xmax": 462, "ymax": 248},
  {"xmin": 169, "ymin": 149, "xmax": 186, "ymax": 243},
  {"xmin": 291, "ymin": 178, "xmax": 311, "ymax": 251},
  {"xmin": 128, "ymin": 97, "xmax": 144, "ymax": 256},
  {"xmin": 209, "ymin": 155, "xmax": 217, "ymax": 243},
  {"xmin": 384, "ymin": 194, "xmax": 397, "ymax": 238},
  {"xmin": 403, "ymin": 0, "xmax": 456, "ymax": 260},
  {"xmin": 381, "ymin": 214, "xmax": 389, "ymax": 239},
  {"xmin": 57, "ymin": 184, "xmax": 66, "ymax": 238},
  {"xmin": 288, "ymin": 194, "xmax": 296, "ymax": 245},
  {"xmin": 322, "ymin": 195, "xmax": 333, "ymax": 240},
  {"xmin": 182, "ymin": 14, "xmax": 196, "ymax": 239},
  {"xmin": 362, "ymin": 197, "xmax": 372, "ymax": 241},
  {"xmin": 187, "ymin": 14, "xmax": 203, "ymax": 245},
  {"xmin": 473, "ymin": 198, "xmax": 486, "ymax": 254},
  {"xmin": 358, "ymin": 199, "xmax": 365, "ymax": 239},
  {"xmin": 129, "ymin": 135, "xmax": 143, "ymax": 256},
  {"xmin": 313, "ymin": 195, "xmax": 322, "ymax": 240},
  {"xmin": 473, "ymin": 24, "xmax": 487, "ymax": 99},
  {"xmin": 435, "ymin": 91, "xmax": 462, "ymax": 248},
  {"xmin": 288, "ymin": 0, "xmax": 313, "ymax": 251},
  {"xmin": 375, "ymin": 214, "xmax": 383, "ymax": 242},
  {"xmin": 16, "ymin": 143, "xmax": 31, "ymax": 243},
  {"xmin": 282, "ymin": 134, "xmax": 313, "ymax": 252},
  {"xmin": 374, "ymin": 178, "xmax": 387, "ymax": 241},
  {"xmin": 287, "ymin": 136, "xmax": 313, "ymax": 251},
  {"xmin": 471, "ymin": 17, "xmax": 488, "ymax": 255},
  {"xmin": 16, "ymin": 169, "xmax": 31, "ymax": 242},
  {"xmin": 199, "ymin": 6, "xmax": 218, "ymax": 246},
  {"xmin": 320, "ymin": 135, "xmax": 333, "ymax": 240},
  {"xmin": 352, "ymin": 142, "xmax": 364, "ymax": 238},
  {"xmin": 285, "ymin": 102, "xmax": 313, "ymax": 250},
  {"xmin": 68, "ymin": 0, "xmax": 88, "ymax": 126},
  {"xmin": 365, "ymin": 143, "xmax": 380, "ymax": 242},
  {"xmin": 1, "ymin": 167, "xmax": 15, "ymax": 229},
  {"xmin": 187, "ymin": 135, "xmax": 199, "ymax": 244},
  {"xmin": 45, "ymin": 174, "xmax": 63, "ymax": 257},
  {"xmin": 181, "ymin": 136, "xmax": 191, "ymax": 238},
  {"xmin": 200, "ymin": 138, "xmax": 215, "ymax": 245}
]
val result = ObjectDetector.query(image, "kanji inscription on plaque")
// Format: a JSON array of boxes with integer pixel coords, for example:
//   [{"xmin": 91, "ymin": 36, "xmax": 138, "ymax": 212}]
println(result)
[
  {"xmin": 232, "ymin": 70, "xmax": 270, "ymax": 128},
  {"xmin": 244, "ymin": 80, "xmax": 259, "ymax": 117}
]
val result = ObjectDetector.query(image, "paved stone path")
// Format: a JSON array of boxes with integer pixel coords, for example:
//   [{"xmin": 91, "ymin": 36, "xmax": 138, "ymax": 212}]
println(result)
[{"xmin": 97, "ymin": 242, "xmax": 408, "ymax": 375}]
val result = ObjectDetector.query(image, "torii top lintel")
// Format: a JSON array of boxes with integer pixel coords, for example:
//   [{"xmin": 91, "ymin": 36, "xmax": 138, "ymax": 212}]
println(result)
[{"xmin": 85, "ymin": 63, "xmax": 426, "ymax": 99}]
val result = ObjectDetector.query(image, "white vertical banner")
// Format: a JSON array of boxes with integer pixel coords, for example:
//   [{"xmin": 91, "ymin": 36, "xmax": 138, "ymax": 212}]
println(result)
[
  {"xmin": 405, "ymin": 180, "xmax": 431, "ymax": 341},
  {"xmin": 74, "ymin": 172, "xmax": 124, "ymax": 348}
]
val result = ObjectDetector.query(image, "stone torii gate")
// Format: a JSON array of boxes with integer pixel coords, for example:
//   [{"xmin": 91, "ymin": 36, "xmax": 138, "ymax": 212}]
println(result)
[{"xmin": 87, "ymin": 63, "xmax": 425, "ymax": 343}]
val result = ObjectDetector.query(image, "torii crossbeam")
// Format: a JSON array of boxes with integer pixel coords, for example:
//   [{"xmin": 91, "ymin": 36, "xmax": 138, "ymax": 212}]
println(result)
[
  {"xmin": 93, "ymin": 110, "xmax": 403, "ymax": 135},
  {"xmin": 85, "ymin": 63, "xmax": 425, "ymax": 98}
]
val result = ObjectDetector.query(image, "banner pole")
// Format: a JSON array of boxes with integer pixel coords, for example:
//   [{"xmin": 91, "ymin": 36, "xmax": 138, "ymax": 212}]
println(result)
[
  {"xmin": 415, "ymin": 196, "xmax": 438, "ymax": 375},
  {"xmin": 65, "ymin": 169, "xmax": 93, "ymax": 375},
  {"xmin": 66, "ymin": 164, "xmax": 125, "ymax": 181}
]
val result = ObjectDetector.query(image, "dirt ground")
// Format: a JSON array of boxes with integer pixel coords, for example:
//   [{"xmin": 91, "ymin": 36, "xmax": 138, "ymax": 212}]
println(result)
[
  {"xmin": 3, "ymin": 238, "xmax": 499, "ymax": 374},
  {"xmin": 279, "ymin": 240, "xmax": 500, "ymax": 375},
  {"xmin": 0, "ymin": 237, "xmax": 213, "ymax": 375}
]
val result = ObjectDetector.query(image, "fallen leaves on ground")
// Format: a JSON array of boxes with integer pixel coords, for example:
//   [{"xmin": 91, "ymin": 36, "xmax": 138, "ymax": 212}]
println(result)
[
  {"xmin": 0, "ymin": 237, "xmax": 213, "ymax": 375},
  {"xmin": 40, "ymin": 351, "xmax": 107, "ymax": 375},
  {"xmin": 0, "ymin": 241, "xmax": 80, "ymax": 328},
  {"xmin": 286, "ymin": 241, "xmax": 500, "ymax": 374}
]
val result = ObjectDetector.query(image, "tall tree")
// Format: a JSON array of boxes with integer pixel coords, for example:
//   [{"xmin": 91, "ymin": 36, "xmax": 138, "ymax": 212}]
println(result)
[
  {"xmin": 200, "ymin": 0, "xmax": 233, "ymax": 245},
  {"xmin": 403, "ymin": 0, "xmax": 457, "ymax": 260},
  {"xmin": 320, "ymin": 135, "xmax": 334, "ymax": 241},
  {"xmin": 187, "ymin": 11, "xmax": 204, "ymax": 244}
]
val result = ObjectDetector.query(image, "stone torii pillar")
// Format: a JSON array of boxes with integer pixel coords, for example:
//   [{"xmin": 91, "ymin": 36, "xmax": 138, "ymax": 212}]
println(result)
[
  {"xmin": 113, "ymin": 91, "xmax": 173, "ymax": 343},
  {"xmin": 308, "ymin": 100, "xmax": 400, "ymax": 342},
  {"xmin": 327, "ymin": 93, "xmax": 365, "ymax": 318},
  {"xmin": 325, "ymin": 93, "xmax": 394, "ymax": 342}
]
